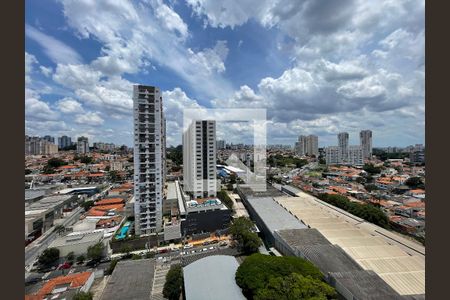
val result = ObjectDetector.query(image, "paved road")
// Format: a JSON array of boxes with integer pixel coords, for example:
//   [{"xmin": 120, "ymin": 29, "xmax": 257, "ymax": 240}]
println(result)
[
  {"xmin": 25, "ymin": 206, "xmax": 84, "ymax": 272},
  {"xmin": 25, "ymin": 185, "xmax": 113, "ymax": 272}
]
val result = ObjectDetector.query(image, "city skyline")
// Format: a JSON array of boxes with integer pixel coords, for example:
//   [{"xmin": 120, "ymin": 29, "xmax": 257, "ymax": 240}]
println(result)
[{"xmin": 25, "ymin": 0, "xmax": 424, "ymax": 147}]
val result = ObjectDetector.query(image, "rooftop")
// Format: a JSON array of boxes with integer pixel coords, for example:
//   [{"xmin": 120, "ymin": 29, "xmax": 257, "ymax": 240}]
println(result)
[
  {"xmin": 274, "ymin": 191, "xmax": 425, "ymax": 296},
  {"xmin": 246, "ymin": 197, "xmax": 307, "ymax": 234},
  {"xmin": 183, "ymin": 255, "xmax": 245, "ymax": 300},
  {"xmin": 49, "ymin": 230, "xmax": 104, "ymax": 248},
  {"xmin": 100, "ymin": 259, "xmax": 155, "ymax": 300}
]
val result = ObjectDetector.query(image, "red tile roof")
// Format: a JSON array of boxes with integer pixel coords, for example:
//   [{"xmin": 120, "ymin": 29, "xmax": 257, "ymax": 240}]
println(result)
[{"xmin": 25, "ymin": 272, "xmax": 92, "ymax": 299}]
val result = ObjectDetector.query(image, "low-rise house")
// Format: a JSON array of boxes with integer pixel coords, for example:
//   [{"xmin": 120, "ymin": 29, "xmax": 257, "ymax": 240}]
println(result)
[{"xmin": 25, "ymin": 271, "xmax": 94, "ymax": 300}]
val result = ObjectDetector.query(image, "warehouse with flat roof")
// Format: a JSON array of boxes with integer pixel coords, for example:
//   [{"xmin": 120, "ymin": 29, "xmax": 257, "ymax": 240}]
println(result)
[
  {"xmin": 274, "ymin": 191, "xmax": 425, "ymax": 296},
  {"xmin": 245, "ymin": 196, "xmax": 307, "ymax": 244}
]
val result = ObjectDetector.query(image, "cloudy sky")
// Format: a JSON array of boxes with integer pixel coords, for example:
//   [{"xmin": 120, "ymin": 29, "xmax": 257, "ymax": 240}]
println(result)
[{"xmin": 25, "ymin": 0, "xmax": 424, "ymax": 147}]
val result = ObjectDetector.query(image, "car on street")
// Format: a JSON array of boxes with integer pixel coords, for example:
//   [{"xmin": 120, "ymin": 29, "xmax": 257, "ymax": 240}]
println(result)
[
  {"xmin": 202, "ymin": 248, "xmax": 208, "ymax": 252},
  {"xmin": 183, "ymin": 244, "xmax": 193, "ymax": 249},
  {"xmin": 209, "ymin": 246, "xmax": 214, "ymax": 250},
  {"xmin": 219, "ymin": 241, "xmax": 227, "ymax": 247}
]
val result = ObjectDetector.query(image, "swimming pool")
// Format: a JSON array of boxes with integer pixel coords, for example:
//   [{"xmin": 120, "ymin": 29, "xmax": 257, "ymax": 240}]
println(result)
[{"xmin": 115, "ymin": 221, "xmax": 131, "ymax": 240}]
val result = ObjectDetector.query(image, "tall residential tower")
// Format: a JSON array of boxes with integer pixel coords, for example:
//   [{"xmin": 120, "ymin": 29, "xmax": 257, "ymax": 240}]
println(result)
[
  {"xmin": 183, "ymin": 120, "xmax": 217, "ymax": 199},
  {"xmin": 360, "ymin": 130, "xmax": 373, "ymax": 159},
  {"xmin": 338, "ymin": 132, "xmax": 349, "ymax": 163},
  {"xmin": 133, "ymin": 85, "xmax": 165, "ymax": 235}
]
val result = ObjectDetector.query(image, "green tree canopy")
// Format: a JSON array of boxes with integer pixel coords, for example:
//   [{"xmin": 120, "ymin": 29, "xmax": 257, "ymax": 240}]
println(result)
[
  {"xmin": 217, "ymin": 190, "xmax": 233, "ymax": 209},
  {"xmin": 405, "ymin": 177, "xmax": 425, "ymax": 189},
  {"xmin": 66, "ymin": 252, "xmax": 75, "ymax": 262},
  {"xmin": 76, "ymin": 255, "xmax": 85, "ymax": 264},
  {"xmin": 363, "ymin": 163, "xmax": 382, "ymax": 175},
  {"xmin": 235, "ymin": 254, "xmax": 330, "ymax": 300},
  {"xmin": 72, "ymin": 291, "xmax": 93, "ymax": 300},
  {"xmin": 230, "ymin": 217, "xmax": 262, "ymax": 254},
  {"xmin": 318, "ymin": 193, "xmax": 389, "ymax": 229},
  {"xmin": 38, "ymin": 248, "xmax": 60, "ymax": 266},
  {"xmin": 87, "ymin": 242, "xmax": 105, "ymax": 261},
  {"xmin": 255, "ymin": 273, "xmax": 337, "ymax": 300},
  {"xmin": 163, "ymin": 265, "xmax": 183, "ymax": 300}
]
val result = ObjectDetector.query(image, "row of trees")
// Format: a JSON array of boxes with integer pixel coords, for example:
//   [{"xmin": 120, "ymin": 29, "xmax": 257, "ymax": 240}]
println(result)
[
  {"xmin": 230, "ymin": 217, "xmax": 262, "ymax": 254},
  {"xmin": 268, "ymin": 155, "xmax": 308, "ymax": 168},
  {"xmin": 318, "ymin": 193, "xmax": 390, "ymax": 229},
  {"xmin": 217, "ymin": 190, "xmax": 234, "ymax": 209},
  {"xmin": 163, "ymin": 265, "xmax": 183, "ymax": 300},
  {"xmin": 235, "ymin": 253, "xmax": 336, "ymax": 300}
]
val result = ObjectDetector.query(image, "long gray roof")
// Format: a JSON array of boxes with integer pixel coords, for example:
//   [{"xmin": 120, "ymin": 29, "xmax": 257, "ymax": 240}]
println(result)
[
  {"xmin": 183, "ymin": 255, "xmax": 245, "ymax": 300},
  {"xmin": 246, "ymin": 197, "xmax": 307, "ymax": 234}
]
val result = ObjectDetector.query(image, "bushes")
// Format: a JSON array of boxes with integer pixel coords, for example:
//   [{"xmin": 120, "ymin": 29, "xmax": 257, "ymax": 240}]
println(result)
[
  {"xmin": 230, "ymin": 217, "xmax": 262, "ymax": 254},
  {"xmin": 318, "ymin": 193, "xmax": 390, "ymax": 229},
  {"xmin": 217, "ymin": 190, "xmax": 233, "ymax": 209},
  {"xmin": 163, "ymin": 265, "xmax": 183, "ymax": 300},
  {"xmin": 235, "ymin": 254, "xmax": 334, "ymax": 300},
  {"xmin": 38, "ymin": 248, "xmax": 60, "ymax": 267}
]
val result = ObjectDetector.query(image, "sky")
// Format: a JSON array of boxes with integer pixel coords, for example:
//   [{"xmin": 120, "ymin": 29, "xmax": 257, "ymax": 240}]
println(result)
[{"xmin": 25, "ymin": 0, "xmax": 425, "ymax": 148}]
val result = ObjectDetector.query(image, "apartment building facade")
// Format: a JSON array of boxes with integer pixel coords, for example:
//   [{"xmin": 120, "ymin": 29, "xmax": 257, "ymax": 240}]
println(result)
[
  {"xmin": 183, "ymin": 120, "xmax": 217, "ymax": 199},
  {"xmin": 76, "ymin": 136, "xmax": 89, "ymax": 154},
  {"xmin": 133, "ymin": 85, "xmax": 165, "ymax": 235},
  {"xmin": 360, "ymin": 130, "xmax": 373, "ymax": 159}
]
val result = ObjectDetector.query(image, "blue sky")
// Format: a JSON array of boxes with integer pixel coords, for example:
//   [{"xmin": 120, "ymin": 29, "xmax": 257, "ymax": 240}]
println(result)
[{"xmin": 25, "ymin": 0, "xmax": 425, "ymax": 147}]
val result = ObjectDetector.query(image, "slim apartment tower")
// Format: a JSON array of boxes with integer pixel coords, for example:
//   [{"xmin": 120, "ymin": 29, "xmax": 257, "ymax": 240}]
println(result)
[
  {"xmin": 306, "ymin": 135, "xmax": 319, "ymax": 157},
  {"xmin": 338, "ymin": 132, "xmax": 349, "ymax": 163},
  {"xmin": 76, "ymin": 136, "xmax": 89, "ymax": 154},
  {"xmin": 183, "ymin": 120, "xmax": 217, "ymax": 199},
  {"xmin": 360, "ymin": 130, "xmax": 373, "ymax": 159},
  {"xmin": 133, "ymin": 85, "xmax": 165, "ymax": 235}
]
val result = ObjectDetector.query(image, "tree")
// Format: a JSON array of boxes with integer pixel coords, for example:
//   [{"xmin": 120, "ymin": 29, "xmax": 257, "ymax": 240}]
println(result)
[
  {"xmin": 318, "ymin": 193, "xmax": 390, "ymax": 229},
  {"xmin": 255, "ymin": 273, "xmax": 337, "ymax": 300},
  {"xmin": 108, "ymin": 170, "xmax": 120, "ymax": 183},
  {"xmin": 66, "ymin": 252, "xmax": 75, "ymax": 263},
  {"xmin": 230, "ymin": 217, "xmax": 262, "ymax": 254},
  {"xmin": 235, "ymin": 254, "xmax": 329, "ymax": 300},
  {"xmin": 364, "ymin": 184, "xmax": 379, "ymax": 192},
  {"xmin": 87, "ymin": 242, "xmax": 105, "ymax": 261},
  {"xmin": 81, "ymin": 200, "xmax": 95, "ymax": 211},
  {"xmin": 47, "ymin": 158, "xmax": 67, "ymax": 168},
  {"xmin": 217, "ymin": 190, "xmax": 233, "ymax": 209},
  {"xmin": 363, "ymin": 163, "xmax": 382, "ymax": 175},
  {"xmin": 54, "ymin": 225, "xmax": 65, "ymax": 236},
  {"xmin": 76, "ymin": 255, "xmax": 85, "ymax": 264},
  {"xmin": 405, "ymin": 177, "xmax": 425, "ymax": 189},
  {"xmin": 38, "ymin": 248, "xmax": 60, "ymax": 267},
  {"xmin": 163, "ymin": 265, "xmax": 183, "ymax": 300},
  {"xmin": 80, "ymin": 156, "xmax": 93, "ymax": 164},
  {"xmin": 72, "ymin": 291, "xmax": 93, "ymax": 300}
]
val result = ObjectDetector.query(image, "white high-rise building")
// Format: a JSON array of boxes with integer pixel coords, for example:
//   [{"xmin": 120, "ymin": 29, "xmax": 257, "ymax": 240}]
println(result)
[
  {"xmin": 133, "ymin": 85, "xmax": 165, "ymax": 235},
  {"xmin": 183, "ymin": 120, "xmax": 217, "ymax": 199},
  {"xmin": 325, "ymin": 146, "xmax": 339, "ymax": 165},
  {"xmin": 76, "ymin": 136, "xmax": 89, "ymax": 154},
  {"xmin": 360, "ymin": 130, "xmax": 373, "ymax": 159},
  {"xmin": 348, "ymin": 145, "xmax": 364, "ymax": 165},
  {"xmin": 338, "ymin": 132, "xmax": 349, "ymax": 163}
]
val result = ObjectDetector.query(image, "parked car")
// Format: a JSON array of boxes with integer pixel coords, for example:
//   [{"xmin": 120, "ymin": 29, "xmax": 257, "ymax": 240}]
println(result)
[
  {"xmin": 209, "ymin": 246, "xmax": 214, "ymax": 250},
  {"xmin": 219, "ymin": 241, "xmax": 227, "ymax": 247},
  {"xmin": 86, "ymin": 259, "xmax": 100, "ymax": 267},
  {"xmin": 57, "ymin": 262, "xmax": 72, "ymax": 270},
  {"xmin": 210, "ymin": 240, "xmax": 219, "ymax": 244},
  {"xmin": 183, "ymin": 244, "xmax": 193, "ymax": 249},
  {"xmin": 202, "ymin": 248, "xmax": 208, "ymax": 252}
]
